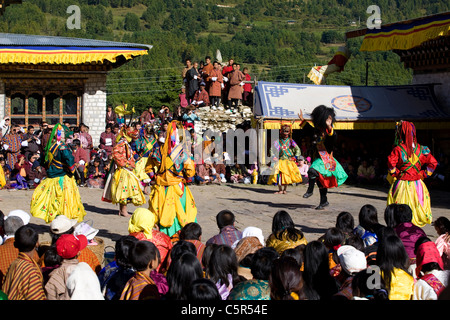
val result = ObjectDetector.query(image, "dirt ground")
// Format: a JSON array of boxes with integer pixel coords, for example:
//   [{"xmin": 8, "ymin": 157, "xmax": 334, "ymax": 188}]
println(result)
[{"xmin": 2, "ymin": 182, "xmax": 449, "ymax": 267}]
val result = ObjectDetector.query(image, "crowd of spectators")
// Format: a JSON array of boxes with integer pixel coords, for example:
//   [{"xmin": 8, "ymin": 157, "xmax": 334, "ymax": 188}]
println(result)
[{"xmin": 1, "ymin": 204, "xmax": 449, "ymax": 301}]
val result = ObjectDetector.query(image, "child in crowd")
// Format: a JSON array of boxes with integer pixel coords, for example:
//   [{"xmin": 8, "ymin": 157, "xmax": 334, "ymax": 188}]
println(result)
[
  {"xmin": 120, "ymin": 240, "xmax": 161, "ymax": 300},
  {"xmin": 377, "ymin": 234, "xmax": 414, "ymax": 300},
  {"xmin": 323, "ymin": 227, "xmax": 345, "ymax": 271},
  {"xmin": 413, "ymin": 237, "xmax": 450, "ymax": 300},
  {"xmin": 207, "ymin": 244, "xmax": 246, "ymax": 300},
  {"xmin": 353, "ymin": 204, "xmax": 383, "ymax": 247},
  {"xmin": 434, "ymin": 216, "xmax": 450, "ymax": 270},
  {"xmin": 98, "ymin": 235, "xmax": 138, "ymax": 300},
  {"xmin": 45, "ymin": 234, "xmax": 89, "ymax": 300},
  {"xmin": 165, "ymin": 252, "xmax": 204, "ymax": 300},
  {"xmin": 302, "ymin": 241, "xmax": 339, "ymax": 300},
  {"xmin": 2, "ymin": 225, "xmax": 46, "ymax": 300}
]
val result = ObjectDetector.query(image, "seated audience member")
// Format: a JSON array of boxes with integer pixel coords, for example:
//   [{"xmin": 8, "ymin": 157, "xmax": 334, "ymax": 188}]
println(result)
[
  {"xmin": 228, "ymin": 247, "xmax": 279, "ymax": 300},
  {"xmin": 98, "ymin": 235, "xmax": 139, "ymax": 300},
  {"xmin": 413, "ymin": 237, "xmax": 450, "ymax": 300},
  {"xmin": 49, "ymin": 215, "xmax": 101, "ymax": 274},
  {"xmin": 2, "ymin": 225, "xmax": 46, "ymax": 300},
  {"xmin": 206, "ymin": 210, "xmax": 242, "ymax": 246},
  {"xmin": 86, "ymin": 157, "xmax": 106, "ymax": 189},
  {"xmin": 266, "ymin": 210, "xmax": 307, "ymax": 255},
  {"xmin": 120, "ymin": 241, "xmax": 161, "ymax": 300},
  {"xmin": 128, "ymin": 208, "xmax": 173, "ymax": 272},
  {"xmin": 179, "ymin": 222, "xmax": 206, "ymax": 266},
  {"xmin": 393, "ymin": 204, "xmax": 427, "ymax": 276},
  {"xmin": 45, "ymin": 234, "xmax": 89, "ymax": 300},
  {"xmin": 357, "ymin": 159, "xmax": 376, "ymax": 184},
  {"xmin": 433, "ymin": 216, "xmax": 450, "ymax": 270}
]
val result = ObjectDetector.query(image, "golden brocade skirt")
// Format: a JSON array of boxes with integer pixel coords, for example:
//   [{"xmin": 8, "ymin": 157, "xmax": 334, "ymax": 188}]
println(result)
[
  {"xmin": 268, "ymin": 159, "xmax": 302, "ymax": 185},
  {"xmin": 30, "ymin": 175, "xmax": 86, "ymax": 223}
]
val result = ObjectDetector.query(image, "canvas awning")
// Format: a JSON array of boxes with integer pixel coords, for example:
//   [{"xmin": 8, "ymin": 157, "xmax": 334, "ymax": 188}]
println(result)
[
  {"xmin": 0, "ymin": 33, "xmax": 151, "ymax": 66},
  {"xmin": 346, "ymin": 11, "xmax": 450, "ymax": 52},
  {"xmin": 253, "ymin": 81, "xmax": 450, "ymax": 130}
]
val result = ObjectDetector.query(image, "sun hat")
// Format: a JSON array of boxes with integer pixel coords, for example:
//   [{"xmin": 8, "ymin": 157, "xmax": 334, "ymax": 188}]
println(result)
[{"xmin": 50, "ymin": 215, "xmax": 78, "ymax": 234}]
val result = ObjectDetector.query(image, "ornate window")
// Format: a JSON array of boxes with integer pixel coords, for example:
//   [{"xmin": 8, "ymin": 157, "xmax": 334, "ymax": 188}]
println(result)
[{"xmin": 6, "ymin": 89, "xmax": 82, "ymax": 127}]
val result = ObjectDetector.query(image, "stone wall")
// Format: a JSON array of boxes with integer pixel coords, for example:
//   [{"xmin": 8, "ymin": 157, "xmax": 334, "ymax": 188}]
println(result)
[
  {"xmin": 82, "ymin": 73, "xmax": 107, "ymax": 146},
  {"xmin": 412, "ymin": 71, "xmax": 450, "ymax": 115},
  {"xmin": 194, "ymin": 104, "xmax": 253, "ymax": 135}
]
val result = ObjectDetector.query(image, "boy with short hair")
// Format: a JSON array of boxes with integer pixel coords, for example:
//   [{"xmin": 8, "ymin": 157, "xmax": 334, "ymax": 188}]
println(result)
[
  {"xmin": 2, "ymin": 225, "xmax": 46, "ymax": 300},
  {"xmin": 120, "ymin": 241, "xmax": 161, "ymax": 300}
]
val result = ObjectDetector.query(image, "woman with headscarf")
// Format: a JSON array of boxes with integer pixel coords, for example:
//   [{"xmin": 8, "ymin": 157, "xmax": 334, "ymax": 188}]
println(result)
[
  {"xmin": 128, "ymin": 208, "xmax": 173, "ymax": 272},
  {"xmin": 30, "ymin": 123, "xmax": 86, "ymax": 223},
  {"xmin": 413, "ymin": 237, "xmax": 450, "ymax": 300},
  {"xmin": 102, "ymin": 125, "xmax": 146, "ymax": 217},
  {"xmin": 387, "ymin": 121, "xmax": 438, "ymax": 227},
  {"xmin": 145, "ymin": 121, "xmax": 197, "ymax": 237}
]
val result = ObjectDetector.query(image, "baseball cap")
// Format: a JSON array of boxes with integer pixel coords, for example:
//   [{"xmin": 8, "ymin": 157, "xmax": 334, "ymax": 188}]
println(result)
[
  {"xmin": 50, "ymin": 215, "xmax": 78, "ymax": 234},
  {"xmin": 337, "ymin": 245, "xmax": 367, "ymax": 275},
  {"xmin": 56, "ymin": 234, "xmax": 88, "ymax": 259}
]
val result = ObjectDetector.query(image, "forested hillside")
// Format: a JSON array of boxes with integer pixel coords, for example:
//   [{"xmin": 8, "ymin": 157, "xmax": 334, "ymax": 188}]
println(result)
[{"xmin": 0, "ymin": 0, "xmax": 448, "ymax": 111}]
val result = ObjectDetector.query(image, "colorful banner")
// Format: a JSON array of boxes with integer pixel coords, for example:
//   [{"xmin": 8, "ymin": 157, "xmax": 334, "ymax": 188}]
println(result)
[
  {"xmin": 308, "ymin": 46, "xmax": 350, "ymax": 85},
  {"xmin": 0, "ymin": 46, "xmax": 148, "ymax": 64},
  {"xmin": 360, "ymin": 12, "xmax": 450, "ymax": 51}
]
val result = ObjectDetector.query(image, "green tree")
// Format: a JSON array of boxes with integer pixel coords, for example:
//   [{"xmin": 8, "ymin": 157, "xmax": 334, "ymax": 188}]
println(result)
[{"xmin": 124, "ymin": 12, "xmax": 140, "ymax": 31}]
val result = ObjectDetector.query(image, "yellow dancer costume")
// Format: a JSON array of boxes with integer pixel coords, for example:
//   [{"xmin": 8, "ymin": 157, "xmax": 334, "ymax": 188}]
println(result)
[
  {"xmin": 133, "ymin": 126, "xmax": 157, "ymax": 183},
  {"xmin": 146, "ymin": 121, "xmax": 197, "ymax": 237},
  {"xmin": 30, "ymin": 124, "xmax": 86, "ymax": 223},
  {"xmin": 268, "ymin": 124, "xmax": 302, "ymax": 193},
  {"xmin": 0, "ymin": 164, "xmax": 6, "ymax": 189},
  {"xmin": 102, "ymin": 125, "xmax": 146, "ymax": 212}
]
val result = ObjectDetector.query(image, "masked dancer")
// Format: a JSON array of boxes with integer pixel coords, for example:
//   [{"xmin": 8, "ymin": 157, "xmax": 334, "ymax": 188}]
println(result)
[
  {"xmin": 299, "ymin": 106, "xmax": 348, "ymax": 209},
  {"xmin": 268, "ymin": 123, "xmax": 302, "ymax": 194},
  {"xmin": 145, "ymin": 121, "xmax": 197, "ymax": 237},
  {"xmin": 30, "ymin": 123, "xmax": 86, "ymax": 223},
  {"xmin": 387, "ymin": 120, "xmax": 438, "ymax": 227}
]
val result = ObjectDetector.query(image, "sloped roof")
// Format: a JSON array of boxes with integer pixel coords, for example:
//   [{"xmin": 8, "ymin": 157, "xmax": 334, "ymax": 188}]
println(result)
[
  {"xmin": 0, "ymin": 33, "xmax": 151, "ymax": 66},
  {"xmin": 254, "ymin": 81, "xmax": 450, "ymax": 129}
]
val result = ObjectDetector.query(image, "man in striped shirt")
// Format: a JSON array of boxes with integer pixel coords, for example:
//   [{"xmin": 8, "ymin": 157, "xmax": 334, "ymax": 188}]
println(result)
[
  {"xmin": 206, "ymin": 210, "xmax": 242, "ymax": 246},
  {"xmin": 2, "ymin": 225, "xmax": 46, "ymax": 300}
]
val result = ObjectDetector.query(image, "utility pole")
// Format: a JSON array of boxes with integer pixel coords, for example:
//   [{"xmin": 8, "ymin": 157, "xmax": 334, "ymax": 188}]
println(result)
[{"xmin": 365, "ymin": 61, "xmax": 369, "ymax": 86}]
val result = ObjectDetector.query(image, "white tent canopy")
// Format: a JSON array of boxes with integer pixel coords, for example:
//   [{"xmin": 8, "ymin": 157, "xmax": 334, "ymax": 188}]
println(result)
[{"xmin": 253, "ymin": 81, "xmax": 449, "ymax": 130}]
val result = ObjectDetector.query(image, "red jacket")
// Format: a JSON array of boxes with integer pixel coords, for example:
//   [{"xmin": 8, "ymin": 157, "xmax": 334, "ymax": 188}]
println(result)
[
  {"xmin": 193, "ymin": 88, "xmax": 210, "ymax": 105},
  {"xmin": 73, "ymin": 147, "xmax": 89, "ymax": 170},
  {"xmin": 387, "ymin": 143, "xmax": 438, "ymax": 181},
  {"xmin": 243, "ymin": 73, "xmax": 252, "ymax": 92}
]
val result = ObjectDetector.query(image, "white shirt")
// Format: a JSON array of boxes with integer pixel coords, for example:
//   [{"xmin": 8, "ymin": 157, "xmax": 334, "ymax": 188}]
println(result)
[{"xmin": 413, "ymin": 270, "xmax": 450, "ymax": 300}]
